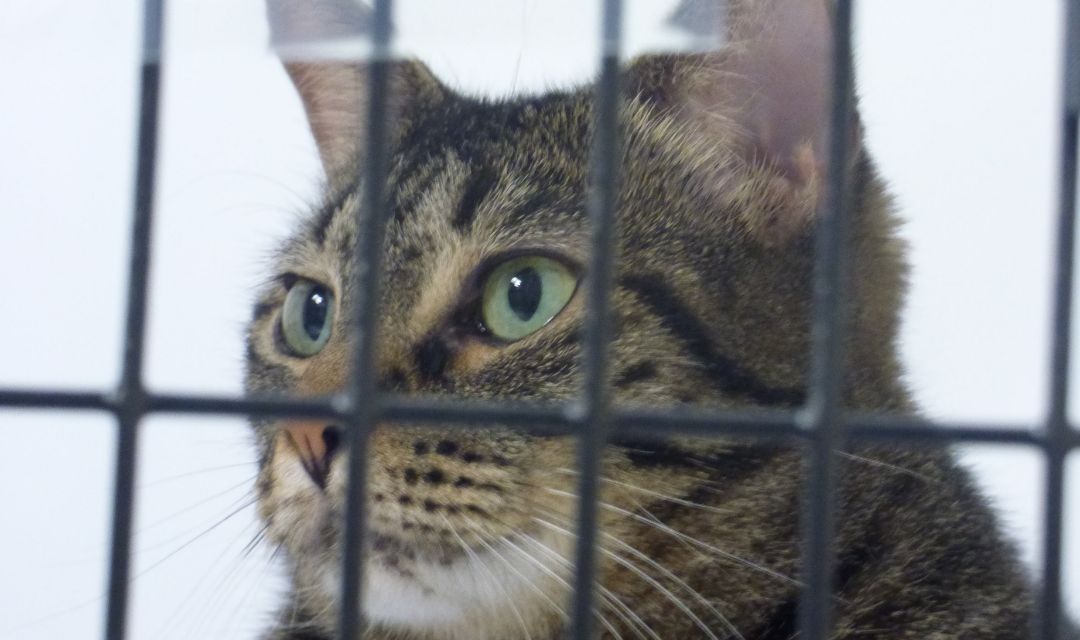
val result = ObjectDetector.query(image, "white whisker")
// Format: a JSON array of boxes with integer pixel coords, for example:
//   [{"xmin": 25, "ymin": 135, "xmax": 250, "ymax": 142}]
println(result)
[
  {"xmin": 457, "ymin": 516, "xmax": 575, "ymax": 634},
  {"xmin": 835, "ymin": 451, "xmax": 933, "ymax": 482},
  {"xmin": 531, "ymin": 515, "xmax": 721, "ymax": 640},
  {"xmin": 549, "ymin": 467, "xmax": 735, "ymax": 517},
  {"xmin": 441, "ymin": 514, "xmax": 534, "ymax": 640},
  {"xmin": 511, "ymin": 526, "xmax": 663, "ymax": 640},
  {"xmin": 457, "ymin": 511, "xmax": 628, "ymax": 640},
  {"xmin": 541, "ymin": 486, "xmax": 800, "ymax": 588}
]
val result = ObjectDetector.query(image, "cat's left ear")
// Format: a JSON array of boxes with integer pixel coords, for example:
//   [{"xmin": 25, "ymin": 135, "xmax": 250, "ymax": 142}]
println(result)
[
  {"xmin": 630, "ymin": 0, "xmax": 856, "ymax": 242},
  {"xmin": 267, "ymin": 0, "xmax": 446, "ymax": 182}
]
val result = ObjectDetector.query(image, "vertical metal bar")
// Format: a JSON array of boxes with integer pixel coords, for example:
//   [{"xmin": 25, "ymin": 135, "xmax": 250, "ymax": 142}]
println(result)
[
  {"xmin": 798, "ymin": 2, "xmax": 856, "ymax": 640},
  {"xmin": 337, "ymin": 1, "xmax": 393, "ymax": 638},
  {"xmin": 568, "ymin": 0, "xmax": 623, "ymax": 638},
  {"xmin": 1037, "ymin": 2, "xmax": 1079, "ymax": 638},
  {"xmin": 103, "ymin": 1, "xmax": 164, "ymax": 638}
]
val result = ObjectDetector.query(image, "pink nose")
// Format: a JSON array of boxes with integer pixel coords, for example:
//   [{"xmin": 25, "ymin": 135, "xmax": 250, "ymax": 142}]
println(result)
[{"xmin": 280, "ymin": 421, "xmax": 342, "ymax": 489}]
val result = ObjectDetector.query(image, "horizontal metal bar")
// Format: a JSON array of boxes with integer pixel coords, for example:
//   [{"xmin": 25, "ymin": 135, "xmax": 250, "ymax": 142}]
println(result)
[
  {"xmin": 151, "ymin": 392, "xmax": 349, "ymax": 420},
  {"xmin": 4, "ymin": 387, "xmax": 1076, "ymax": 449},
  {"xmin": 0, "ymin": 388, "xmax": 113, "ymax": 411}
]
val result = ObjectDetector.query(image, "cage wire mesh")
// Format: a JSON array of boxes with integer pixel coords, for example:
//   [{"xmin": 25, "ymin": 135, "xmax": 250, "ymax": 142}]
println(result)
[{"xmin": 0, "ymin": 0, "xmax": 1078, "ymax": 639}]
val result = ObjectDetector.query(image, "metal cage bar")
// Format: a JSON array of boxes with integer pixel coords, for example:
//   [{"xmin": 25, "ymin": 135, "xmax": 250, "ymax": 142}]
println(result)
[
  {"xmin": 0, "ymin": 2, "xmax": 1077, "ymax": 640},
  {"xmin": 1038, "ymin": 2, "xmax": 1080, "ymax": 638},
  {"xmin": 337, "ymin": 1, "xmax": 395, "ymax": 637},
  {"xmin": 103, "ymin": 1, "xmax": 165, "ymax": 638},
  {"xmin": 568, "ymin": 1, "xmax": 624, "ymax": 637},
  {"xmin": 4, "ymin": 387, "xmax": 1080, "ymax": 445},
  {"xmin": 798, "ymin": 2, "xmax": 857, "ymax": 639}
]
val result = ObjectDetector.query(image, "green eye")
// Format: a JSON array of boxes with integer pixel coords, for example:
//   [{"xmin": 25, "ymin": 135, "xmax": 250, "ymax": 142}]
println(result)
[
  {"xmin": 480, "ymin": 256, "xmax": 577, "ymax": 341},
  {"xmin": 281, "ymin": 279, "xmax": 335, "ymax": 357}
]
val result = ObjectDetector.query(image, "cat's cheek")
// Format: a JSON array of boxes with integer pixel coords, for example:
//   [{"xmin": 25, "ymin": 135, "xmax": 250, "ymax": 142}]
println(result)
[{"xmin": 262, "ymin": 433, "xmax": 331, "ymax": 547}]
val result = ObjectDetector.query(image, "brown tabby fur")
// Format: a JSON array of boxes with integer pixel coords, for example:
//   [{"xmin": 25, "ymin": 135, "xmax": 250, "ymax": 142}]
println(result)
[{"xmin": 247, "ymin": 1, "xmax": 1067, "ymax": 638}]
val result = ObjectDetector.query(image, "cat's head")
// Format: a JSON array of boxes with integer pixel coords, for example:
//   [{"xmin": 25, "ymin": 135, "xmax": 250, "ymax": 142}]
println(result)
[{"xmin": 247, "ymin": 0, "xmax": 908, "ymax": 636}]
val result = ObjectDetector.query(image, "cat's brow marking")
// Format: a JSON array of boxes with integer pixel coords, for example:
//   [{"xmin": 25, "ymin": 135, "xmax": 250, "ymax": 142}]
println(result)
[
  {"xmin": 619, "ymin": 273, "xmax": 805, "ymax": 406},
  {"xmin": 453, "ymin": 166, "xmax": 500, "ymax": 230},
  {"xmin": 312, "ymin": 175, "xmax": 361, "ymax": 247},
  {"xmin": 393, "ymin": 157, "xmax": 449, "ymax": 223}
]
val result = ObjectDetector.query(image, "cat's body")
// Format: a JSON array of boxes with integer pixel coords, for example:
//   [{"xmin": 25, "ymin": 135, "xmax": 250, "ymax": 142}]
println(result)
[{"xmin": 246, "ymin": 1, "xmax": 1068, "ymax": 638}]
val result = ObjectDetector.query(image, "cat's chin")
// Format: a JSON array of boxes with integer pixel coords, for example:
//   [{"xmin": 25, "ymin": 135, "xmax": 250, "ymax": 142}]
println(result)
[{"xmin": 304, "ymin": 533, "xmax": 566, "ymax": 639}]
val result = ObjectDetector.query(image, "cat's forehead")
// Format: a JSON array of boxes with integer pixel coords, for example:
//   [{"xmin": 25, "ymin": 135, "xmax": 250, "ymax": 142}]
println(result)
[
  {"xmin": 390, "ymin": 91, "xmax": 595, "ymax": 238},
  {"xmin": 277, "ymin": 85, "xmax": 724, "ymax": 294},
  {"xmin": 287, "ymin": 91, "xmax": 604, "ymax": 272}
]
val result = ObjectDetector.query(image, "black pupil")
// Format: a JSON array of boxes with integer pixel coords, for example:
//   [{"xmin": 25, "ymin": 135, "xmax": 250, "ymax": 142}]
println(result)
[
  {"xmin": 303, "ymin": 287, "xmax": 329, "ymax": 340},
  {"xmin": 507, "ymin": 267, "xmax": 542, "ymax": 321}
]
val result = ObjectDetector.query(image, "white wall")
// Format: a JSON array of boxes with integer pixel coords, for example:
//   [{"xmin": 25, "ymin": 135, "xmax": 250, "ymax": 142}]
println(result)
[{"xmin": 0, "ymin": 1, "xmax": 1075, "ymax": 638}]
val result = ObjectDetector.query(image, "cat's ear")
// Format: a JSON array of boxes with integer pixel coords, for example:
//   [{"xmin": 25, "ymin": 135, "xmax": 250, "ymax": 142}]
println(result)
[
  {"xmin": 267, "ymin": 0, "xmax": 445, "ymax": 181},
  {"xmin": 631, "ymin": 0, "xmax": 849, "ymax": 242}
]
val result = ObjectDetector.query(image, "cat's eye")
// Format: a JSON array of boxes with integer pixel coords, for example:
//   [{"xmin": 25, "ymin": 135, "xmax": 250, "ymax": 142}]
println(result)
[
  {"xmin": 281, "ymin": 279, "xmax": 336, "ymax": 357},
  {"xmin": 480, "ymin": 256, "xmax": 577, "ymax": 342}
]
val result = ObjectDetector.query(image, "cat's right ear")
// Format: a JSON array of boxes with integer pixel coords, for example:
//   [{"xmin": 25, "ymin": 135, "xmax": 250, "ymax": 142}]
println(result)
[
  {"xmin": 267, "ymin": 0, "xmax": 445, "ymax": 181},
  {"xmin": 631, "ymin": 0, "xmax": 847, "ymax": 245}
]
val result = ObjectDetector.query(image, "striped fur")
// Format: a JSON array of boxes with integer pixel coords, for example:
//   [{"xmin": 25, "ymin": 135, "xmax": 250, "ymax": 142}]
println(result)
[{"xmin": 247, "ymin": 1, "xmax": 1062, "ymax": 638}]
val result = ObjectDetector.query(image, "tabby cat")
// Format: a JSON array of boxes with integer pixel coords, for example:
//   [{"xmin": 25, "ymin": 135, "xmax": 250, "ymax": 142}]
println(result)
[{"xmin": 246, "ymin": 1, "xmax": 1062, "ymax": 638}]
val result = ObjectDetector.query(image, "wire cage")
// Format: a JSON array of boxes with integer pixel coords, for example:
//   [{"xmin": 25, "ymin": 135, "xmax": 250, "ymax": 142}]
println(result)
[{"xmin": 1, "ymin": 1, "xmax": 1078, "ymax": 639}]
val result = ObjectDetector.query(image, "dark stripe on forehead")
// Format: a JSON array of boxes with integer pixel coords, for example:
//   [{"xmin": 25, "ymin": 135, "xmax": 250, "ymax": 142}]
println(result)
[
  {"xmin": 312, "ymin": 175, "xmax": 361, "ymax": 246},
  {"xmin": 452, "ymin": 166, "xmax": 499, "ymax": 230},
  {"xmin": 392, "ymin": 157, "xmax": 446, "ymax": 223},
  {"xmin": 620, "ymin": 273, "xmax": 805, "ymax": 407},
  {"xmin": 512, "ymin": 187, "xmax": 574, "ymax": 222}
]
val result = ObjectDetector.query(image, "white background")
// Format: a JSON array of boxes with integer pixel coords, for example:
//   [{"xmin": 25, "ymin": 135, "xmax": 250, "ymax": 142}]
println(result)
[{"xmin": 0, "ymin": 1, "xmax": 1077, "ymax": 638}]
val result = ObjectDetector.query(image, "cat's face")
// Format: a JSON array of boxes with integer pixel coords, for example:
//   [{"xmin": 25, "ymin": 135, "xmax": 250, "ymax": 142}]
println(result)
[{"xmin": 248, "ymin": 1, "xmax": 907, "ymax": 637}]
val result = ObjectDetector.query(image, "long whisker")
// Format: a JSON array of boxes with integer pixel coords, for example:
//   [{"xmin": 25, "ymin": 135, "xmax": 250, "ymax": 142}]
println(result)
[
  {"xmin": 140, "ymin": 474, "xmax": 258, "ymax": 533},
  {"xmin": 0, "ymin": 494, "xmax": 260, "ymax": 637},
  {"xmin": 133, "ymin": 489, "xmax": 259, "ymax": 561},
  {"xmin": 541, "ymin": 486, "xmax": 800, "ymax": 588},
  {"xmin": 456, "ymin": 511, "xmax": 628, "ymax": 640},
  {"xmin": 214, "ymin": 545, "xmax": 274, "ymax": 640},
  {"xmin": 155, "ymin": 516, "xmax": 263, "ymax": 640},
  {"xmin": 628, "ymin": 496, "xmax": 713, "ymax": 565},
  {"xmin": 500, "ymin": 536, "xmax": 631, "ymax": 640},
  {"xmin": 455, "ymin": 514, "xmax": 575, "ymax": 633},
  {"xmin": 140, "ymin": 462, "xmax": 257, "ymax": 489},
  {"xmin": 508, "ymin": 528, "xmax": 661, "ymax": 640},
  {"xmin": 187, "ymin": 519, "xmax": 272, "ymax": 639},
  {"xmin": 132, "ymin": 496, "xmax": 259, "ymax": 582},
  {"xmin": 532, "ymin": 506, "xmax": 745, "ymax": 640},
  {"xmin": 47, "ymin": 476, "xmax": 258, "ymax": 569},
  {"xmin": 834, "ymin": 450, "xmax": 933, "ymax": 482},
  {"xmin": 531, "ymin": 515, "xmax": 721, "ymax": 640},
  {"xmin": 548, "ymin": 467, "xmax": 735, "ymax": 517},
  {"xmin": 441, "ymin": 514, "xmax": 534, "ymax": 640},
  {"xmin": 241, "ymin": 523, "xmax": 270, "ymax": 558}
]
